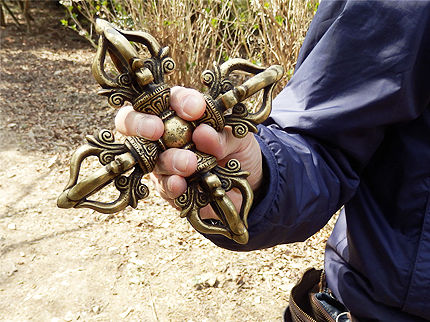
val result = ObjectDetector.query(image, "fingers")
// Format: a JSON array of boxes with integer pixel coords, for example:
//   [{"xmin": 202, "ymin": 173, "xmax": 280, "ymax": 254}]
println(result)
[
  {"xmin": 193, "ymin": 124, "xmax": 263, "ymax": 191},
  {"xmin": 151, "ymin": 173, "xmax": 188, "ymax": 200},
  {"xmin": 150, "ymin": 148, "xmax": 198, "ymax": 205},
  {"xmin": 115, "ymin": 105, "xmax": 164, "ymax": 140},
  {"xmin": 115, "ymin": 86, "xmax": 206, "ymax": 138},
  {"xmin": 192, "ymin": 124, "xmax": 253, "ymax": 161},
  {"xmin": 199, "ymin": 189, "xmax": 243, "ymax": 220},
  {"xmin": 153, "ymin": 148, "xmax": 197, "ymax": 176},
  {"xmin": 170, "ymin": 86, "xmax": 206, "ymax": 121}
]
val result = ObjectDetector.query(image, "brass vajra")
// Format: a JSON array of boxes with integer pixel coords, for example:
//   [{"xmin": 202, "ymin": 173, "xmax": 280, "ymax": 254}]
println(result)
[{"xmin": 57, "ymin": 19, "xmax": 283, "ymax": 244}]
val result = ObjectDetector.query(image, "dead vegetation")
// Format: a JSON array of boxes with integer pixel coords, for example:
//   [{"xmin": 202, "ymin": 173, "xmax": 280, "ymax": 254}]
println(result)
[{"xmin": 61, "ymin": 0, "xmax": 318, "ymax": 91}]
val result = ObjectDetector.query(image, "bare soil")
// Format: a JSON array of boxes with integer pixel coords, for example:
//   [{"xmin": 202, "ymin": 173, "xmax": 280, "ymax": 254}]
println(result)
[{"xmin": 0, "ymin": 4, "xmax": 334, "ymax": 321}]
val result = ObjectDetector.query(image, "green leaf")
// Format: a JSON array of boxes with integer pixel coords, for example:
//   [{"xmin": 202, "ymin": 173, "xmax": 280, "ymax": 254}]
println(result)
[
  {"xmin": 211, "ymin": 18, "xmax": 218, "ymax": 28},
  {"xmin": 275, "ymin": 15, "xmax": 284, "ymax": 26}
]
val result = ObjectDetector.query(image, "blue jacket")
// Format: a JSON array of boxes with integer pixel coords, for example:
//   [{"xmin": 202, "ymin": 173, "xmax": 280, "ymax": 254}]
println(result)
[{"xmin": 206, "ymin": 1, "xmax": 430, "ymax": 320}]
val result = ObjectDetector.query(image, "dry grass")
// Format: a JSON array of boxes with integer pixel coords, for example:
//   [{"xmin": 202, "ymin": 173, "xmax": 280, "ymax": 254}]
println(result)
[{"xmin": 62, "ymin": 0, "xmax": 318, "ymax": 93}]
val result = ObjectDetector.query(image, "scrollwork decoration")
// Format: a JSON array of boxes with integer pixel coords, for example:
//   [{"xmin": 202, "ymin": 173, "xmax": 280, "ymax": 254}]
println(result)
[
  {"xmin": 85, "ymin": 129, "xmax": 128, "ymax": 165},
  {"xmin": 115, "ymin": 167, "xmax": 149, "ymax": 208}
]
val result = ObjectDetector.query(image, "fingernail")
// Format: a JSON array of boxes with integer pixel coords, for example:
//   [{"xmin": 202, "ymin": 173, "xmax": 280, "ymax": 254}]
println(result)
[
  {"xmin": 182, "ymin": 95, "xmax": 201, "ymax": 119},
  {"xmin": 172, "ymin": 150, "xmax": 190, "ymax": 173},
  {"xmin": 136, "ymin": 115, "xmax": 156, "ymax": 139},
  {"xmin": 167, "ymin": 176, "xmax": 174, "ymax": 193}
]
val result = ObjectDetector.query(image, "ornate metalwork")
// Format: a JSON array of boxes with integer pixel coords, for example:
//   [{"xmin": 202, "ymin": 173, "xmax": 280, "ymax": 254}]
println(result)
[{"xmin": 57, "ymin": 19, "xmax": 284, "ymax": 244}]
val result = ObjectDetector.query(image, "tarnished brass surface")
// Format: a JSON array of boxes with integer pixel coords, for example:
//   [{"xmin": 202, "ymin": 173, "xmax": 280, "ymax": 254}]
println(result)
[{"xmin": 57, "ymin": 19, "xmax": 283, "ymax": 244}]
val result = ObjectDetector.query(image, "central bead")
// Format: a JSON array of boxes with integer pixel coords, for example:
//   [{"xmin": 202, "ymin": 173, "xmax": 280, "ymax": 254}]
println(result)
[{"xmin": 162, "ymin": 115, "xmax": 193, "ymax": 148}]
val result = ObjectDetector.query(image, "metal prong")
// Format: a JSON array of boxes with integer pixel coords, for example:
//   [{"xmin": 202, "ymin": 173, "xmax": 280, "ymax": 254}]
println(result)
[{"xmin": 58, "ymin": 152, "xmax": 136, "ymax": 208}]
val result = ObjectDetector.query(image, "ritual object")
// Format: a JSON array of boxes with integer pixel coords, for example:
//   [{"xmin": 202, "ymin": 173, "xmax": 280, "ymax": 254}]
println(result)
[{"xmin": 57, "ymin": 19, "xmax": 283, "ymax": 244}]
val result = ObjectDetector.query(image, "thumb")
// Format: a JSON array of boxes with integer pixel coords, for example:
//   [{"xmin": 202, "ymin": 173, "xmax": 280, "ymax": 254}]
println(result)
[{"xmin": 192, "ymin": 124, "xmax": 249, "ymax": 161}]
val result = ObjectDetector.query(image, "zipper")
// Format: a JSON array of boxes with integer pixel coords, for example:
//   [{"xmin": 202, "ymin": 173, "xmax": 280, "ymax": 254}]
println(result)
[
  {"xmin": 310, "ymin": 293, "xmax": 336, "ymax": 322},
  {"xmin": 289, "ymin": 290, "xmax": 316, "ymax": 322},
  {"xmin": 288, "ymin": 268, "xmax": 321, "ymax": 322},
  {"xmin": 290, "ymin": 294, "xmax": 316, "ymax": 322}
]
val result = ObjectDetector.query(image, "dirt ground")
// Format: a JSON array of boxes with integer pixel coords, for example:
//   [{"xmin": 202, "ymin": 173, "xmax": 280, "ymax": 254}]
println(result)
[{"xmin": 0, "ymin": 4, "xmax": 335, "ymax": 321}]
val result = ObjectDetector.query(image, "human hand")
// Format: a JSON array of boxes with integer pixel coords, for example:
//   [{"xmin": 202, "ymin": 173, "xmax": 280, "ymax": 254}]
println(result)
[{"xmin": 115, "ymin": 86, "xmax": 263, "ymax": 220}]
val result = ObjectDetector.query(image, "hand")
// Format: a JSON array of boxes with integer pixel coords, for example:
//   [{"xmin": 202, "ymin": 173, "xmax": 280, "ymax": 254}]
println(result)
[{"xmin": 115, "ymin": 86, "xmax": 263, "ymax": 220}]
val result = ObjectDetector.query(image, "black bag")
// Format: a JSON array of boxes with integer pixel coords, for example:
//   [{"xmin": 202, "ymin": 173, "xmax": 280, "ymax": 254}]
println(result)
[{"xmin": 285, "ymin": 268, "xmax": 352, "ymax": 322}]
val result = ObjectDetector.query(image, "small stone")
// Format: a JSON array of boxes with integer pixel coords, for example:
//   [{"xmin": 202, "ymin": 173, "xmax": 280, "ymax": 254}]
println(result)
[
  {"xmin": 92, "ymin": 305, "xmax": 101, "ymax": 314},
  {"xmin": 64, "ymin": 311, "xmax": 74, "ymax": 321},
  {"xmin": 129, "ymin": 258, "xmax": 145, "ymax": 266},
  {"xmin": 97, "ymin": 213, "xmax": 113, "ymax": 221},
  {"xmin": 19, "ymin": 252, "xmax": 26, "ymax": 257},
  {"xmin": 192, "ymin": 273, "xmax": 219, "ymax": 290},
  {"xmin": 77, "ymin": 222, "xmax": 87, "ymax": 228},
  {"xmin": 47, "ymin": 155, "xmax": 58, "ymax": 168},
  {"xmin": 7, "ymin": 223, "xmax": 16, "ymax": 230},
  {"xmin": 119, "ymin": 308, "xmax": 134, "ymax": 319},
  {"xmin": 129, "ymin": 277, "xmax": 141, "ymax": 285},
  {"xmin": 80, "ymin": 247, "xmax": 93, "ymax": 258},
  {"xmin": 278, "ymin": 283, "xmax": 295, "ymax": 292},
  {"xmin": 206, "ymin": 277, "xmax": 218, "ymax": 287},
  {"xmin": 108, "ymin": 246, "xmax": 119, "ymax": 254}
]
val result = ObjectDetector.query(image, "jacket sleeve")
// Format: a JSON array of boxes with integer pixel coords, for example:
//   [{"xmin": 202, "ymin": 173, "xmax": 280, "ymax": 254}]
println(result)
[{"xmin": 205, "ymin": 0, "xmax": 430, "ymax": 251}]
